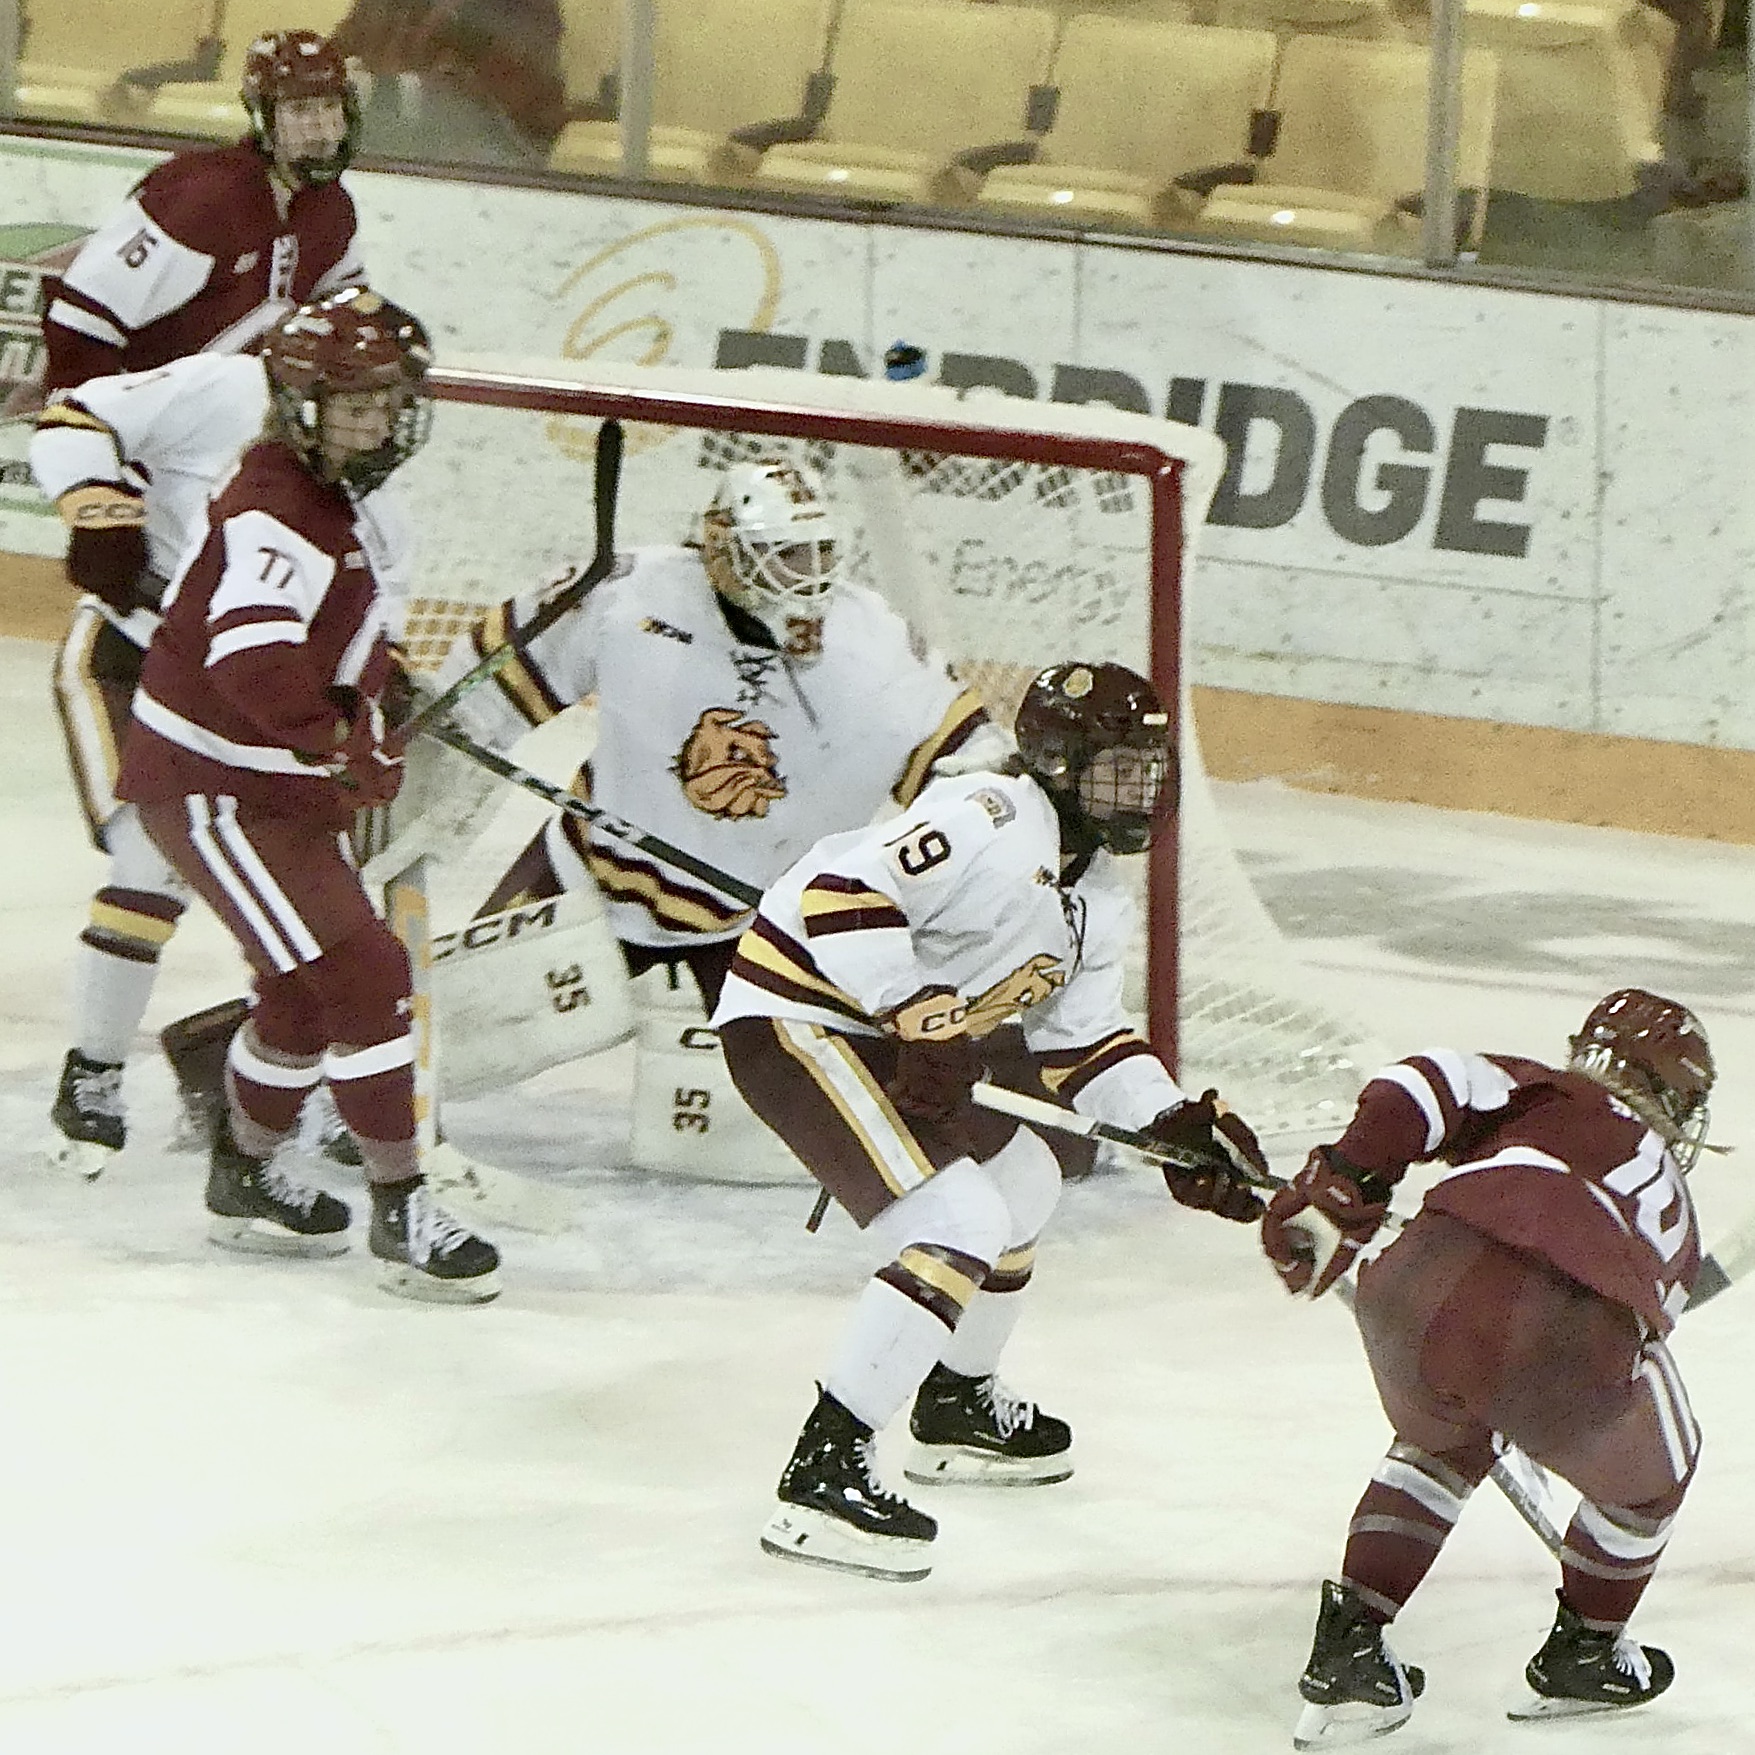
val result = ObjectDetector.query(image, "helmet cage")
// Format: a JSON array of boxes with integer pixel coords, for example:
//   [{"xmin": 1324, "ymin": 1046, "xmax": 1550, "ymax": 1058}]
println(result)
[
  {"xmin": 1567, "ymin": 988, "xmax": 1715, "ymax": 1169},
  {"xmin": 1015, "ymin": 663, "xmax": 1176, "ymax": 856},
  {"xmin": 702, "ymin": 460, "xmax": 842, "ymax": 651},
  {"xmin": 263, "ymin": 290, "xmax": 435, "ymax": 496},
  {"xmin": 1074, "ymin": 743, "xmax": 1172, "ymax": 857},
  {"xmin": 270, "ymin": 381, "xmax": 434, "ymax": 497},
  {"xmin": 242, "ymin": 30, "xmax": 359, "ymax": 186}
]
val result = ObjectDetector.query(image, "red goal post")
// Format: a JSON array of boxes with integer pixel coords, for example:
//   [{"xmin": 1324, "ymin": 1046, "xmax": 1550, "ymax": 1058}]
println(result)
[{"xmin": 394, "ymin": 356, "xmax": 1380, "ymax": 1139}]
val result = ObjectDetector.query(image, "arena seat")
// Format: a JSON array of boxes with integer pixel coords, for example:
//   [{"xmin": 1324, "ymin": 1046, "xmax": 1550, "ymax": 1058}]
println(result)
[
  {"xmin": 15, "ymin": 0, "xmax": 210, "ymax": 126},
  {"xmin": 1444, "ymin": 0, "xmax": 1672, "ymax": 201},
  {"xmin": 141, "ymin": 1, "xmax": 354, "ymax": 140},
  {"xmin": 737, "ymin": 1, "xmax": 1059, "ymax": 206},
  {"xmin": 1190, "ymin": 35, "xmax": 1498, "ymax": 251},
  {"xmin": 548, "ymin": 0, "xmax": 831, "ymax": 184},
  {"xmin": 976, "ymin": 18, "xmax": 1277, "ymax": 228},
  {"xmin": 1196, "ymin": 0, "xmax": 1401, "ymax": 38}
]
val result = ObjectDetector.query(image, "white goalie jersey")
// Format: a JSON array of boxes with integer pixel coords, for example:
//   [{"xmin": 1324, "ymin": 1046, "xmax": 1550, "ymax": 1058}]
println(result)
[
  {"xmin": 30, "ymin": 352, "xmax": 413, "ymax": 648},
  {"xmin": 713, "ymin": 768, "xmax": 1186, "ymax": 1131},
  {"xmin": 436, "ymin": 548, "xmax": 991, "ymax": 950}
]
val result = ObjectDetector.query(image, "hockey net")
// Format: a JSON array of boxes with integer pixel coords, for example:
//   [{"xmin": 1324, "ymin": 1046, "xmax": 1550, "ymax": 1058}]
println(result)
[{"xmin": 392, "ymin": 356, "xmax": 1385, "ymax": 1141}]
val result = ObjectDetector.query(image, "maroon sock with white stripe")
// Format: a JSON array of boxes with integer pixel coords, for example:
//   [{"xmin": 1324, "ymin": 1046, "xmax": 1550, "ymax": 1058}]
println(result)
[
  {"xmin": 225, "ymin": 1022, "xmax": 321, "ymax": 1159},
  {"xmin": 1340, "ymin": 1437, "xmax": 1494, "ymax": 1620},
  {"xmin": 324, "ymin": 1044, "xmax": 419, "ymax": 1182},
  {"xmin": 1560, "ymin": 1487, "xmax": 1686, "ymax": 1626}
]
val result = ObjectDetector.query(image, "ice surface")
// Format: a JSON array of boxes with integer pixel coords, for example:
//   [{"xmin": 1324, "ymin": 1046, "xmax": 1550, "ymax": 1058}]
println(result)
[{"xmin": 2, "ymin": 636, "xmax": 1751, "ymax": 1754}]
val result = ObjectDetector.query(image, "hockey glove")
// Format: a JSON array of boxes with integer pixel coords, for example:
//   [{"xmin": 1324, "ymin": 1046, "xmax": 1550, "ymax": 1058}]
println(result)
[
  {"xmin": 878, "ymin": 985, "xmax": 982, "ymax": 1158},
  {"xmin": 60, "ymin": 483, "xmax": 150, "ymax": 616},
  {"xmin": 1261, "ymin": 1145, "xmax": 1393, "ymax": 1298},
  {"xmin": 1145, "ymin": 1090, "xmax": 1269, "ymax": 1223},
  {"xmin": 298, "ymin": 696, "xmax": 406, "ymax": 810}
]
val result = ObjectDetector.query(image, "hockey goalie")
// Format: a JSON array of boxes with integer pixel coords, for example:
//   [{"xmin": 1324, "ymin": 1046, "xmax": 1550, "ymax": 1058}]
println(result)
[{"xmin": 410, "ymin": 453, "xmax": 1021, "ymax": 1178}]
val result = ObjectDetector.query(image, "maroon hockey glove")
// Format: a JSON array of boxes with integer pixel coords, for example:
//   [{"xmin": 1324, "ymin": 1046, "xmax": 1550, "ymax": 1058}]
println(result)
[
  {"xmin": 299, "ymin": 697, "xmax": 405, "ymax": 810},
  {"xmin": 887, "ymin": 1035, "xmax": 985, "ymax": 1160},
  {"xmin": 1145, "ymin": 1090, "xmax": 1269, "ymax": 1224},
  {"xmin": 1261, "ymin": 1145, "xmax": 1393, "ymax": 1298},
  {"xmin": 66, "ymin": 522, "xmax": 151, "ymax": 615},
  {"xmin": 879, "ymin": 985, "xmax": 981, "ymax": 1157}
]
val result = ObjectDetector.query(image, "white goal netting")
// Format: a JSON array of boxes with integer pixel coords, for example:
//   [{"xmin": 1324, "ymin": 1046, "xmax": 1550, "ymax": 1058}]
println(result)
[{"xmin": 391, "ymin": 356, "xmax": 1386, "ymax": 1141}]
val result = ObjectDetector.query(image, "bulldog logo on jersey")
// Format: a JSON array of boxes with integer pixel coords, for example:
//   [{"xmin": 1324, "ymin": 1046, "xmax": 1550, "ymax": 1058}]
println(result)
[
  {"xmin": 673, "ymin": 708, "xmax": 788, "ymax": 819},
  {"xmin": 964, "ymin": 954, "xmax": 1067, "ymax": 1036}
]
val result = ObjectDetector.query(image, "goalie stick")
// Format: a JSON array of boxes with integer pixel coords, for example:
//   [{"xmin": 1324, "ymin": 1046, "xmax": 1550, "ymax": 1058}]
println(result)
[
  {"xmin": 400, "ymin": 417, "xmax": 624, "ymax": 739},
  {"xmin": 422, "ymin": 719, "xmax": 766, "ymax": 911}
]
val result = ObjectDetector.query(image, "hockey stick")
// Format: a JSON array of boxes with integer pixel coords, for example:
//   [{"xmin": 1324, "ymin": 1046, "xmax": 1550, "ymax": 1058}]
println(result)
[
  {"xmin": 968, "ymin": 1079, "xmax": 1569, "ymax": 1555},
  {"xmin": 384, "ymin": 856, "xmax": 579, "ymax": 1237},
  {"xmin": 400, "ymin": 417, "xmax": 624, "ymax": 739},
  {"xmin": 422, "ymin": 719, "xmax": 765, "ymax": 912}
]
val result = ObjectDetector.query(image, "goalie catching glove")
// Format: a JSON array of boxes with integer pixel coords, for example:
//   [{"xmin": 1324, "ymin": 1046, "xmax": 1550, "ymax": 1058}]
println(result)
[
  {"xmin": 1144, "ymin": 1090, "xmax": 1269, "ymax": 1223},
  {"xmin": 1261, "ymin": 1145, "xmax": 1395, "ymax": 1297}
]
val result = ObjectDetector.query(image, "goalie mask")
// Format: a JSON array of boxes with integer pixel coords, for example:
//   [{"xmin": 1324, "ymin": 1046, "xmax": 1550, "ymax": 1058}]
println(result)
[
  {"xmin": 701, "ymin": 459, "xmax": 842, "ymax": 660},
  {"xmin": 243, "ymin": 30, "xmax": 359, "ymax": 188},
  {"xmin": 262, "ymin": 288, "xmax": 435, "ymax": 497},
  {"xmin": 1568, "ymin": 987, "xmax": 1715, "ymax": 1169},
  {"xmin": 1014, "ymin": 662, "xmax": 1175, "ymax": 857}
]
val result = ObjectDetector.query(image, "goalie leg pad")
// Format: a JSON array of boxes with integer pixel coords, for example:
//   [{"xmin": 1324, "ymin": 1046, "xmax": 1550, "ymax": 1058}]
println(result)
[
  {"xmin": 628, "ymin": 968, "xmax": 812, "ymax": 1184},
  {"xmin": 431, "ymin": 890, "xmax": 634, "ymax": 1101}
]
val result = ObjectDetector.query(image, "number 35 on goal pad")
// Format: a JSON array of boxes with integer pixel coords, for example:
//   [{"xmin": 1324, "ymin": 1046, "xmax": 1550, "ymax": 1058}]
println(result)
[{"xmin": 429, "ymin": 890, "xmax": 634, "ymax": 1100}]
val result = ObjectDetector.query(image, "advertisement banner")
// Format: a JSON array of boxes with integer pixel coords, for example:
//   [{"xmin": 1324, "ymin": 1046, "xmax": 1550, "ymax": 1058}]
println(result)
[{"xmin": 3, "ymin": 134, "xmax": 1752, "ymax": 748}]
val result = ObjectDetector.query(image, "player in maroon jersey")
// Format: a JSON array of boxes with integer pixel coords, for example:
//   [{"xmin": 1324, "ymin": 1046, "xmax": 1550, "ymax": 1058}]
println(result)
[
  {"xmin": 1262, "ymin": 989, "xmax": 1715, "ymax": 1744},
  {"xmin": 114, "ymin": 287, "xmax": 498, "ymax": 1304},
  {"xmin": 42, "ymin": 29, "xmax": 365, "ymax": 394}
]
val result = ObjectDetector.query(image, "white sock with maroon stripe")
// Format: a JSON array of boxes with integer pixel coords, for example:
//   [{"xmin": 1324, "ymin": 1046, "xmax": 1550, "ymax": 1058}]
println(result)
[
  {"xmin": 826, "ymin": 1277, "xmax": 963, "ymax": 1433},
  {"xmin": 72, "ymin": 943, "xmax": 160, "ymax": 1065},
  {"xmin": 938, "ymin": 1287, "xmax": 1027, "ymax": 1379}
]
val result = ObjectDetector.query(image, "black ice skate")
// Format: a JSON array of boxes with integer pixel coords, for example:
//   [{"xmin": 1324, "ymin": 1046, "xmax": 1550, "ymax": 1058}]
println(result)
[
  {"xmin": 761, "ymin": 1386, "xmax": 938, "ymax": 1582},
  {"xmin": 48, "ymin": 1049, "xmax": 125, "ymax": 1179},
  {"xmin": 368, "ymin": 1177, "xmax": 501, "ymax": 1304},
  {"xmin": 1508, "ymin": 1594, "xmax": 1674, "ymax": 1721},
  {"xmin": 1292, "ymin": 1580, "xmax": 1426, "ymax": 1750},
  {"xmin": 906, "ymin": 1362, "xmax": 1074, "ymax": 1486},
  {"xmin": 205, "ymin": 1117, "xmax": 352, "ymax": 1257}
]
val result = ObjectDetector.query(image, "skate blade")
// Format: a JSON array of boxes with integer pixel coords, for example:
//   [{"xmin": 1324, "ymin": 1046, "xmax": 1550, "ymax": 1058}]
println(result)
[
  {"xmin": 207, "ymin": 1215, "xmax": 350, "ymax": 1259},
  {"xmin": 46, "ymin": 1136, "xmax": 119, "ymax": 1181},
  {"xmin": 375, "ymin": 1259, "xmax": 502, "ymax": 1305},
  {"xmin": 759, "ymin": 1506, "xmax": 933, "ymax": 1582},
  {"xmin": 1507, "ymin": 1691, "xmax": 1653, "ymax": 1723},
  {"xmin": 1292, "ymin": 1697, "xmax": 1416, "ymax": 1748},
  {"xmin": 904, "ymin": 1441, "xmax": 1074, "ymax": 1487}
]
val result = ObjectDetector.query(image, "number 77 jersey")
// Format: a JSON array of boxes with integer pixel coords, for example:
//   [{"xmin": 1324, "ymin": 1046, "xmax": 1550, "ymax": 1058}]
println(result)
[
  {"xmin": 1347, "ymin": 1050, "xmax": 1703, "ymax": 1336},
  {"xmin": 711, "ymin": 767, "xmax": 1184, "ymax": 1129}
]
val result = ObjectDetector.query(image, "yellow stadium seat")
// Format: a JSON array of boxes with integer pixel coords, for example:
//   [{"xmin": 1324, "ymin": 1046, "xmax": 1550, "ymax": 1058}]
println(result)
[
  {"xmin": 741, "ymin": 1, "xmax": 1058, "ymax": 206},
  {"xmin": 549, "ymin": 0, "xmax": 832, "ymax": 184},
  {"xmin": 16, "ymin": 0, "xmax": 209, "ymax": 125},
  {"xmin": 1451, "ymin": 0, "xmax": 1672, "ymax": 201},
  {"xmin": 1191, "ymin": 35, "xmax": 1498, "ymax": 250},
  {"xmin": 977, "ymin": 18, "xmax": 1277, "ymax": 227},
  {"xmin": 1197, "ymin": 0, "xmax": 1401, "ymax": 36},
  {"xmin": 144, "ymin": 1, "xmax": 354, "ymax": 141}
]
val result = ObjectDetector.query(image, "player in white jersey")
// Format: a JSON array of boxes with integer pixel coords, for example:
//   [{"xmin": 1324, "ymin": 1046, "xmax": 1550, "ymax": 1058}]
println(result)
[
  {"xmin": 30, "ymin": 347, "xmax": 411, "ymax": 1174},
  {"xmin": 433, "ymin": 455, "xmax": 1002, "ymax": 1025},
  {"xmin": 712, "ymin": 661, "xmax": 1271, "ymax": 1581}
]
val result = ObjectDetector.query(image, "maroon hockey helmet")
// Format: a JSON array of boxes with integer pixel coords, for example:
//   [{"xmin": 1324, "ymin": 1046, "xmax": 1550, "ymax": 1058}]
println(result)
[
  {"xmin": 1568, "ymin": 988, "xmax": 1715, "ymax": 1166},
  {"xmin": 242, "ymin": 29, "xmax": 359, "ymax": 185},
  {"xmin": 1014, "ymin": 661, "xmax": 1176, "ymax": 856},
  {"xmin": 263, "ymin": 288, "xmax": 434, "ymax": 495}
]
